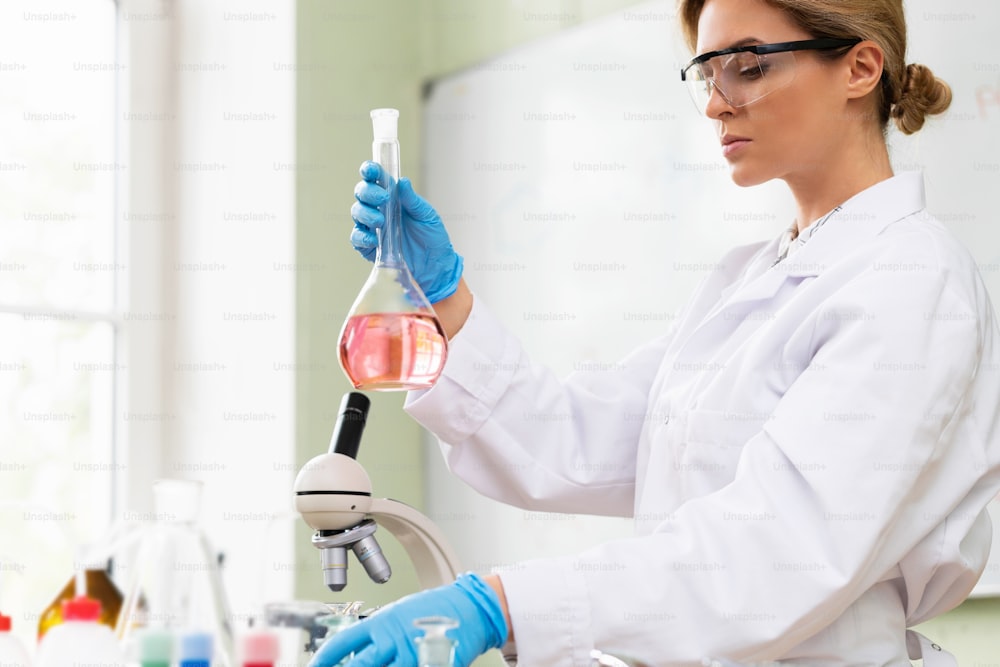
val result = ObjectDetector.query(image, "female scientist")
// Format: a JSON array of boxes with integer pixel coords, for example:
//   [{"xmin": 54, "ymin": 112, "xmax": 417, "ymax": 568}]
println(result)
[{"xmin": 316, "ymin": 0, "xmax": 1000, "ymax": 665}]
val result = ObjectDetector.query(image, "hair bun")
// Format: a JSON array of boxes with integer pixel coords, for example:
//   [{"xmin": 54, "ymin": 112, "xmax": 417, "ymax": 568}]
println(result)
[{"xmin": 892, "ymin": 63, "xmax": 953, "ymax": 135}]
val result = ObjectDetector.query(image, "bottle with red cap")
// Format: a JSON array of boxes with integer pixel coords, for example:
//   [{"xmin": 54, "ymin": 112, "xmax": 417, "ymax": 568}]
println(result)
[
  {"xmin": 36, "ymin": 567, "xmax": 123, "ymax": 642},
  {"xmin": 0, "ymin": 611, "xmax": 32, "ymax": 667},
  {"xmin": 35, "ymin": 595, "xmax": 126, "ymax": 667}
]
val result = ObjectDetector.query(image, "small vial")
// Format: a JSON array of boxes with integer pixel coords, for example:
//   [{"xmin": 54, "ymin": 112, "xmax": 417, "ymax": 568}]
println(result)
[
  {"xmin": 179, "ymin": 632, "xmax": 214, "ymax": 667},
  {"xmin": 240, "ymin": 629, "xmax": 280, "ymax": 667},
  {"xmin": 413, "ymin": 616, "xmax": 458, "ymax": 667},
  {"xmin": 138, "ymin": 630, "xmax": 174, "ymax": 667}
]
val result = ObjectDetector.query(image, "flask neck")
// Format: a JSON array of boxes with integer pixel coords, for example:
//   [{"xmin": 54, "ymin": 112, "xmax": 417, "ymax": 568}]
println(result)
[{"xmin": 372, "ymin": 139, "xmax": 405, "ymax": 270}]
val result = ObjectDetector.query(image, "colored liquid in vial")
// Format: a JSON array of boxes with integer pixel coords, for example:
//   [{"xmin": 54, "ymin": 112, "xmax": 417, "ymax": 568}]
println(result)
[{"xmin": 339, "ymin": 312, "xmax": 447, "ymax": 390}]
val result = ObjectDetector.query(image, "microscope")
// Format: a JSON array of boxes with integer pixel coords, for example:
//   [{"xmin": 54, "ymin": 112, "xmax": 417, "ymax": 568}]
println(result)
[
  {"xmin": 294, "ymin": 394, "xmax": 652, "ymax": 667},
  {"xmin": 293, "ymin": 392, "xmax": 463, "ymax": 592}
]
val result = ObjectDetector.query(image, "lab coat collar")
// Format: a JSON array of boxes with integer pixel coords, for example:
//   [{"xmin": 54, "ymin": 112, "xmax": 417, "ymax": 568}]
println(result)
[
  {"xmin": 771, "ymin": 170, "xmax": 927, "ymax": 278},
  {"xmin": 710, "ymin": 172, "xmax": 927, "ymax": 312}
]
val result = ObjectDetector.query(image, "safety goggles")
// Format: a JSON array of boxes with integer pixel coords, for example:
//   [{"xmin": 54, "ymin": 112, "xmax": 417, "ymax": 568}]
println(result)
[{"xmin": 680, "ymin": 38, "xmax": 862, "ymax": 113}]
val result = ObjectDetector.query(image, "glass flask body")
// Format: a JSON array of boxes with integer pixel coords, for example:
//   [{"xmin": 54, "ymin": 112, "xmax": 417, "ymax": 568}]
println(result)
[
  {"xmin": 338, "ymin": 109, "xmax": 448, "ymax": 391},
  {"xmin": 116, "ymin": 480, "xmax": 235, "ymax": 667}
]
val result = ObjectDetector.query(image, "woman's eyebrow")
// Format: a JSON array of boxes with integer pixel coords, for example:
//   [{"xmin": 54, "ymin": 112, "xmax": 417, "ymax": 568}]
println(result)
[
  {"xmin": 701, "ymin": 36, "xmax": 765, "ymax": 54},
  {"xmin": 726, "ymin": 36, "xmax": 764, "ymax": 49}
]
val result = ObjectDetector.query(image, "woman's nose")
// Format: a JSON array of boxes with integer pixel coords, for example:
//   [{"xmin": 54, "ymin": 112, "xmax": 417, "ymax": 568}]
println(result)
[{"xmin": 704, "ymin": 80, "xmax": 736, "ymax": 118}]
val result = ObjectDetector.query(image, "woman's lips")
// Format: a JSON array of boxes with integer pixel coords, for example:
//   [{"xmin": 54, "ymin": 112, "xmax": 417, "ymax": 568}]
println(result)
[{"xmin": 722, "ymin": 139, "xmax": 751, "ymax": 158}]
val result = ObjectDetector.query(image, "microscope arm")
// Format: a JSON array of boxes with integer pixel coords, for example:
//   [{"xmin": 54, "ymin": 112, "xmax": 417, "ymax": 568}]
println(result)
[{"xmin": 369, "ymin": 497, "xmax": 463, "ymax": 589}]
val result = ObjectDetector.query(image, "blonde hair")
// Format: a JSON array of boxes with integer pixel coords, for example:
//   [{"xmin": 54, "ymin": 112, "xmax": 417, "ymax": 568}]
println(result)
[{"xmin": 677, "ymin": 0, "xmax": 952, "ymax": 134}]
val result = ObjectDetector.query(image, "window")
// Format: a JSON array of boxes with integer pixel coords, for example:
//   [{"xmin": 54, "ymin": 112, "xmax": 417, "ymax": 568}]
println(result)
[{"xmin": 0, "ymin": 0, "xmax": 122, "ymax": 644}]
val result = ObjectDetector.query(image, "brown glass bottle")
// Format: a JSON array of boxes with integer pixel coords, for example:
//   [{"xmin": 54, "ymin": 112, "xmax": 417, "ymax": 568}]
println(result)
[{"xmin": 37, "ymin": 569, "xmax": 123, "ymax": 641}]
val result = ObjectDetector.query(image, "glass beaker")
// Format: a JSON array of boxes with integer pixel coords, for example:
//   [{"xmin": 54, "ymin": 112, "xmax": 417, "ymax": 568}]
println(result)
[
  {"xmin": 116, "ymin": 480, "xmax": 235, "ymax": 667},
  {"xmin": 262, "ymin": 600, "xmax": 335, "ymax": 666},
  {"xmin": 337, "ymin": 108, "xmax": 448, "ymax": 391},
  {"xmin": 314, "ymin": 602, "xmax": 364, "ymax": 667},
  {"xmin": 317, "ymin": 601, "xmax": 363, "ymax": 637}
]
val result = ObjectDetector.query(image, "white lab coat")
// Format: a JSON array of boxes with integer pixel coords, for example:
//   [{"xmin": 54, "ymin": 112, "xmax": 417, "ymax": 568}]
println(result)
[{"xmin": 405, "ymin": 172, "xmax": 1000, "ymax": 666}]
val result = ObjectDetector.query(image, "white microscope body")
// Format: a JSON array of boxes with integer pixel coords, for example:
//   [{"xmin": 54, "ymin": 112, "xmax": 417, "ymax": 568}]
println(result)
[{"xmin": 293, "ymin": 392, "xmax": 462, "ymax": 592}]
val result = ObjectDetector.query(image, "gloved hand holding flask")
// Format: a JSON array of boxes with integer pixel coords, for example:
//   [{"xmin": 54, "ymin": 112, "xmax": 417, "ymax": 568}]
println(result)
[{"xmin": 351, "ymin": 162, "xmax": 464, "ymax": 305}]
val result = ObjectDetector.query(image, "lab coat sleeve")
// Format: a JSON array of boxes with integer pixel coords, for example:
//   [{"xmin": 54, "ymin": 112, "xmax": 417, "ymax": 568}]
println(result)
[
  {"xmin": 498, "ymin": 255, "xmax": 999, "ymax": 666},
  {"xmin": 404, "ymin": 295, "xmax": 677, "ymax": 516}
]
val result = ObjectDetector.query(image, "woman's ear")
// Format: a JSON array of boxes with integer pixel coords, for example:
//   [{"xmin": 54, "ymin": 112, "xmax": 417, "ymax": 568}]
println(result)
[{"xmin": 845, "ymin": 41, "xmax": 886, "ymax": 100}]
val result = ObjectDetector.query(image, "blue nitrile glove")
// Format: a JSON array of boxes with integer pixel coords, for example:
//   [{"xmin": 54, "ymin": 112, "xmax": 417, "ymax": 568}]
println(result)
[
  {"xmin": 351, "ymin": 160, "xmax": 464, "ymax": 304},
  {"xmin": 309, "ymin": 573, "xmax": 507, "ymax": 667}
]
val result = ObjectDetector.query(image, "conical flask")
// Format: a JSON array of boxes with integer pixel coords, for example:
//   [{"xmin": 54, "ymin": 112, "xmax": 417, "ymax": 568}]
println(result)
[
  {"xmin": 338, "ymin": 108, "xmax": 448, "ymax": 391},
  {"xmin": 116, "ymin": 480, "xmax": 235, "ymax": 667}
]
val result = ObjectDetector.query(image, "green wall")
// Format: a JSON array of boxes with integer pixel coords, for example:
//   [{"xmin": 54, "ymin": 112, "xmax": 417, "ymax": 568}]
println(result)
[
  {"xmin": 915, "ymin": 596, "xmax": 1000, "ymax": 664},
  {"xmin": 294, "ymin": 0, "xmax": 1000, "ymax": 659},
  {"xmin": 294, "ymin": 1, "xmax": 424, "ymax": 610},
  {"xmin": 293, "ymin": 0, "xmax": 645, "ymax": 610}
]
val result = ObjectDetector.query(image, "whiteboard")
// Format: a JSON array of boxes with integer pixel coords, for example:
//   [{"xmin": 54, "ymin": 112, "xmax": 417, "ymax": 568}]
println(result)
[{"xmin": 421, "ymin": 0, "xmax": 1000, "ymax": 597}]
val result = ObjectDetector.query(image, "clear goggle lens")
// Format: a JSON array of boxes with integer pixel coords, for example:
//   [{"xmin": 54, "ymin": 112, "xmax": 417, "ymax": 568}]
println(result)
[{"xmin": 684, "ymin": 50, "xmax": 798, "ymax": 113}]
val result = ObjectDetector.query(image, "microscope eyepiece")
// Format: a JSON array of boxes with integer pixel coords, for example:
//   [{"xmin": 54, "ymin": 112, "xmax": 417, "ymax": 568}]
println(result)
[{"xmin": 329, "ymin": 392, "xmax": 370, "ymax": 460}]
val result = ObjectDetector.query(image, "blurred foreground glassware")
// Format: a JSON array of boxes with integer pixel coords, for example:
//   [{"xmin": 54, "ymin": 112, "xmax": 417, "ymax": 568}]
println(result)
[
  {"xmin": 414, "ymin": 616, "xmax": 457, "ymax": 667},
  {"xmin": 318, "ymin": 601, "xmax": 363, "ymax": 635},
  {"xmin": 263, "ymin": 600, "xmax": 333, "ymax": 661},
  {"xmin": 313, "ymin": 602, "xmax": 364, "ymax": 667},
  {"xmin": 337, "ymin": 108, "xmax": 448, "ymax": 391},
  {"xmin": 238, "ymin": 627, "xmax": 280, "ymax": 667},
  {"xmin": 36, "ymin": 594, "xmax": 127, "ymax": 667},
  {"xmin": 0, "ymin": 615, "xmax": 30, "ymax": 667},
  {"xmin": 37, "ymin": 565, "xmax": 122, "ymax": 641},
  {"xmin": 116, "ymin": 480, "xmax": 235, "ymax": 667}
]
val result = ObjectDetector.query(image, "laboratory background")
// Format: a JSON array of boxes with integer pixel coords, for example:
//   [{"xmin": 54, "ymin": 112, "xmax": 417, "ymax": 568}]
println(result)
[{"xmin": 1, "ymin": 0, "xmax": 999, "ymax": 665}]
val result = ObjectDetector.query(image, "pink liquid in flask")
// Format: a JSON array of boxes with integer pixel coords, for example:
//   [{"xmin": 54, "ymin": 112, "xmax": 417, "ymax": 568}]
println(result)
[{"xmin": 339, "ymin": 312, "xmax": 448, "ymax": 390}]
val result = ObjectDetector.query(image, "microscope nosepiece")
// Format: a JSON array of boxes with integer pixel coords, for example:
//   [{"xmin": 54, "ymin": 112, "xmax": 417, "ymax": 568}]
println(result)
[{"xmin": 321, "ymin": 546, "xmax": 348, "ymax": 592}]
